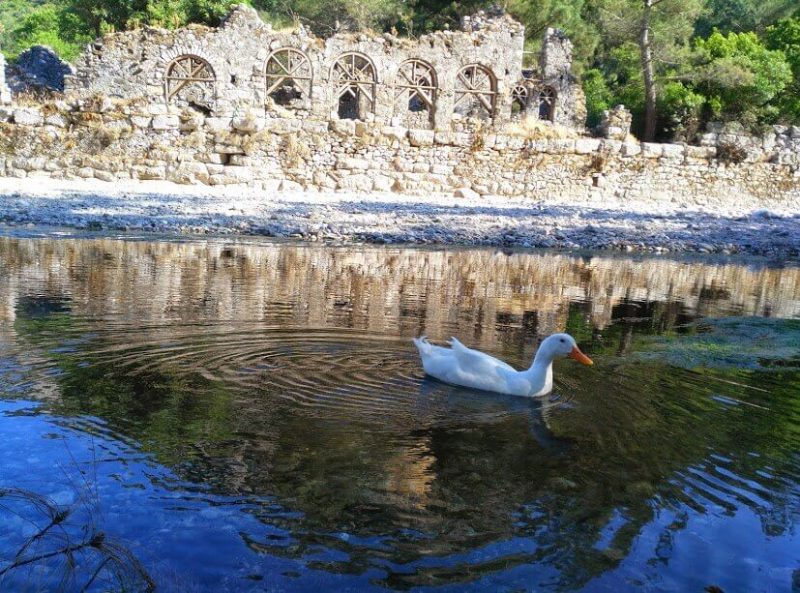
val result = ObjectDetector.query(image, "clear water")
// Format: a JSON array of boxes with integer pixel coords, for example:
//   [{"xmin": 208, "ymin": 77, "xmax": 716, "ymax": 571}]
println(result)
[{"xmin": 0, "ymin": 233, "xmax": 799, "ymax": 593}]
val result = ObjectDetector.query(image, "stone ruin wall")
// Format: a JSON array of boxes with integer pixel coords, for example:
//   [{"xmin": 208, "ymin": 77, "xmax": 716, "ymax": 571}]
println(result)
[
  {"xmin": 0, "ymin": 5, "xmax": 797, "ymax": 208},
  {"xmin": 64, "ymin": 5, "xmax": 583, "ymax": 131},
  {"xmin": 0, "ymin": 99, "xmax": 798, "ymax": 213}
]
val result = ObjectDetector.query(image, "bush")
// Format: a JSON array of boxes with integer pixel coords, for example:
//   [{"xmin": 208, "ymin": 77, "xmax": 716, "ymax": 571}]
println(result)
[
  {"xmin": 658, "ymin": 81, "xmax": 706, "ymax": 142},
  {"xmin": 716, "ymin": 141, "xmax": 748, "ymax": 164},
  {"xmin": 583, "ymin": 68, "xmax": 614, "ymax": 129}
]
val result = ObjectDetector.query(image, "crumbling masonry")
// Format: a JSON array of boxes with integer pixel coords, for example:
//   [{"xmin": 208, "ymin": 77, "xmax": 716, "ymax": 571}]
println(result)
[{"xmin": 64, "ymin": 4, "xmax": 585, "ymax": 129}]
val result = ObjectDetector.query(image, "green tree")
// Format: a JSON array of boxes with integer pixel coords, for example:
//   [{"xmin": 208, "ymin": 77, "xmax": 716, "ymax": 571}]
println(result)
[
  {"xmin": 695, "ymin": 0, "xmax": 796, "ymax": 36},
  {"xmin": 582, "ymin": 67, "xmax": 614, "ymax": 127},
  {"xmin": 507, "ymin": 0, "xmax": 600, "ymax": 73},
  {"xmin": 596, "ymin": 0, "xmax": 705, "ymax": 141},
  {"xmin": 765, "ymin": 16, "xmax": 800, "ymax": 120},
  {"xmin": 692, "ymin": 29, "xmax": 792, "ymax": 126}
]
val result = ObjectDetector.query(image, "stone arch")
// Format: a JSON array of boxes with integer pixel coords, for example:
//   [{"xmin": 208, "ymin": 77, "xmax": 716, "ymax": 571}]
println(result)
[
  {"xmin": 331, "ymin": 52, "xmax": 376, "ymax": 120},
  {"xmin": 454, "ymin": 64, "xmax": 497, "ymax": 119},
  {"xmin": 538, "ymin": 86, "xmax": 557, "ymax": 121},
  {"xmin": 511, "ymin": 84, "xmax": 529, "ymax": 116},
  {"xmin": 265, "ymin": 48, "xmax": 312, "ymax": 109},
  {"xmin": 164, "ymin": 54, "xmax": 216, "ymax": 111},
  {"xmin": 395, "ymin": 59, "xmax": 437, "ymax": 111}
]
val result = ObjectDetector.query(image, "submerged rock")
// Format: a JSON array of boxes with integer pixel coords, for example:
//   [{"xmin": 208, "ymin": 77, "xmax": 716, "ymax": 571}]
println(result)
[{"xmin": 638, "ymin": 317, "xmax": 800, "ymax": 371}]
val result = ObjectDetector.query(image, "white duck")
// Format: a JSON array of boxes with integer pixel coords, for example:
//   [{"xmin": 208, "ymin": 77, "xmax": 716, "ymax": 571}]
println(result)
[{"xmin": 413, "ymin": 333, "xmax": 593, "ymax": 397}]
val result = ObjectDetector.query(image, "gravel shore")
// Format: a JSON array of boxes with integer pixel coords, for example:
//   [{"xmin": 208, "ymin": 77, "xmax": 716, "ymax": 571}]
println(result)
[{"xmin": 0, "ymin": 178, "xmax": 797, "ymax": 258}]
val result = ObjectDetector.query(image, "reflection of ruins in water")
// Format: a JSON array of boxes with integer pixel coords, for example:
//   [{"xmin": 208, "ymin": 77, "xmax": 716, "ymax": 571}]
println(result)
[{"xmin": 1, "ymin": 237, "xmax": 797, "ymax": 337}]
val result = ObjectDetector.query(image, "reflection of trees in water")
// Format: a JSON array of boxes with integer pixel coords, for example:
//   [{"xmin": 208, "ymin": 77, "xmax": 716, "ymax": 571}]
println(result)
[
  {"xmin": 3, "ymin": 236, "xmax": 800, "ymax": 588},
  {"xmin": 0, "ymin": 237, "xmax": 797, "ymax": 345}
]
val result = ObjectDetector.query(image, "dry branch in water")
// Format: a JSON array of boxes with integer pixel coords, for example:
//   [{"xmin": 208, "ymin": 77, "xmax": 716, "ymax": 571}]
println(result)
[{"xmin": 0, "ymin": 486, "xmax": 155, "ymax": 592}]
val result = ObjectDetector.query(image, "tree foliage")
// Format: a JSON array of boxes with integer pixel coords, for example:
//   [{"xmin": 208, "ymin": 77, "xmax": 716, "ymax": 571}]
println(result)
[{"xmin": 0, "ymin": 0, "xmax": 798, "ymax": 137}]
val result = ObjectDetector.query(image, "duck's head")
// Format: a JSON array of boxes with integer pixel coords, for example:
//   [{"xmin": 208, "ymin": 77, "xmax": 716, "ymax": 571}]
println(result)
[{"xmin": 540, "ymin": 333, "xmax": 593, "ymax": 365}]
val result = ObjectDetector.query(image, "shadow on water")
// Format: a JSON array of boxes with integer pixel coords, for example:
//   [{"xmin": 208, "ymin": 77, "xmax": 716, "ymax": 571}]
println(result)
[{"xmin": 0, "ymin": 235, "xmax": 799, "ymax": 592}]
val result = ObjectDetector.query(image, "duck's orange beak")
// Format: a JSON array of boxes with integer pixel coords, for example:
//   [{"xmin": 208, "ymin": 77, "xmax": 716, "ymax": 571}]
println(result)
[{"xmin": 569, "ymin": 346, "xmax": 593, "ymax": 366}]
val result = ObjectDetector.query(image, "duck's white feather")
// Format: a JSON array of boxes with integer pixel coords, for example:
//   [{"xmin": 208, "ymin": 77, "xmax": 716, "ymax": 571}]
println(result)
[
  {"xmin": 413, "ymin": 333, "xmax": 589, "ymax": 397},
  {"xmin": 447, "ymin": 337, "xmax": 516, "ymax": 375}
]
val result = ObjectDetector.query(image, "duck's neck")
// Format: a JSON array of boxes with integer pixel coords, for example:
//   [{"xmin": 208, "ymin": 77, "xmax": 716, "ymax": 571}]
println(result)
[{"xmin": 521, "ymin": 350, "xmax": 554, "ymax": 396}]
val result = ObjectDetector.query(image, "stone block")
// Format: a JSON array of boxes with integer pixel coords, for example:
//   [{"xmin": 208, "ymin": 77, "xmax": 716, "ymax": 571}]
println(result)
[
  {"xmin": 137, "ymin": 165, "xmax": 167, "ymax": 180},
  {"xmin": 152, "ymin": 115, "xmax": 180, "ymax": 130},
  {"xmin": 95, "ymin": 170, "xmax": 116, "ymax": 182},
  {"xmin": 549, "ymin": 139, "xmax": 576, "ymax": 153},
  {"xmin": 434, "ymin": 131, "xmax": 456, "ymax": 145},
  {"xmin": 336, "ymin": 157, "xmax": 370, "ymax": 170},
  {"xmin": 575, "ymin": 138, "xmax": 601, "ymax": 154},
  {"xmin": 408, "ymin": 130, "xmax": 435, "ymax": 147},
  {"xmin": 13, "ymin": 108, "xmax": 44, "ymax": 126},
  {"xmin": 302, "ymin": 120, "xmax": 329, "ymax": 134},
  {"xmin": 330, "ymin": 119, "xmax": 357, "ymax": 136},
  {"xmin": 337, "ymin": 173, "xmax": 373, "ymax": 191},
  {"xmin": 392, "ymin": 158, "xmax": 413, "ymax": 172},
  {"xmin": 660, "ymin": 144, "xmax": 685, "ymax": 159},
  {"xmin": 224, "ymin": 166, "xmax": 255, "ymax": 183},
  {"xmin": 454, "ymin": 187, "xmax": 480, "ymax": 199},
  {"xmin": 372, "ymin": 175, "xmax": 394, "ymax": 192},
  {"xmin": 280, "ymin": 179, "xmax": 304, "ymax": 191},
  {"xmin": 205, "ymin": 117, "xmax": 233, "ymax": 132},
  {"xmin": 684, "ymin": 146, "xmax": 714, "ymax": 160},
  {"xmin": 269, "ymin": 118, "xmax": 301, "ymax": 134},
  {"xmin": 621, "ymin": 142, "xmax": 641, "ymax": 157},
  {"xmin": 130, "ymin": 115, "xmax": 152, "ymax": 129},
  {"xmin": 382, "ymin": 126, "xmax": 407, "ymax": 142},
  {"xmin": 144, "ymin": 103, "xmax": 168, "ymax": 115},
  {"xmin": 354, "ymin": 122, "xmax": 369, "ymax": 137},
  {"xmin": 232, "ymin": 114, "xmax": 264, "ymax": 133},
  {"xmin": 641, "ymin": 143, "xmax": 663, "ymax": 158},
  {"xmin": 600, "ymin": 139, "xmax": 622, "ymax": 154},
  {"xmin": 44, "ymin": 114, "xmax": 69, "ymax": 128}
]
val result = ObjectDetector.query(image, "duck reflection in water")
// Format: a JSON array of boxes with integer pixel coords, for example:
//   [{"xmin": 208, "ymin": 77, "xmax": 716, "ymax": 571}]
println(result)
[{"xmin": 414, "ymin": 376, "xmax": 573, "ymax": 453}]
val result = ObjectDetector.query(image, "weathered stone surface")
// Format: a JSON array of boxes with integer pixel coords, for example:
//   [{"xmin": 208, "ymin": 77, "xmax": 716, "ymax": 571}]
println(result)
[
  {"xmin": 408, "ymin": 130, "xmax": 435, "ymax": 147},
  {"xmin": 660, "ymin": 144, "xmax": 685, "ymax": 159},
  {"xmin": 0, "ymin": 100, "xmax": 796, "ymax": 210},
  {"xmin": 575, "ymin": 138, "xmax": 601, "ymax": 154},
  {"xmin": 61, "ymin": 5, "xmax": 582, "ymax": 130},
  {"xmin": 621, "ymin": 142, "xmax": 641, "ymax": 157},
  {"xmin": 12, "ymin": 108, "xmax": 44, "ymax": 126},
  {"xmin": 337, "ymin": 174, "xmax": 373, "ymax": 192},
  {"xmin": 280, "ymin": 179, "xmax": 303, "ymax": 191},
  {"xmin": 599, "ymin": 105, "xmax": 631, "ymax": 140},
  {"xmin": 152, "ymin": 114, "xmax": 180, "ymax": 130},
  {"xmin": 641, "ymin": 143, "xmax": 663, "ymax": 159},
  {"xmin": 455, "ymin": 187, "xmax": 480, "ymax": 199}
]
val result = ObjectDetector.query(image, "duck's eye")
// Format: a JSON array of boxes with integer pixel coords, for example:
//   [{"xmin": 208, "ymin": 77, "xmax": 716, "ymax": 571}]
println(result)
[{"xmin": 560, "ymin": 338, "xmax": 565, "ymax": 343}]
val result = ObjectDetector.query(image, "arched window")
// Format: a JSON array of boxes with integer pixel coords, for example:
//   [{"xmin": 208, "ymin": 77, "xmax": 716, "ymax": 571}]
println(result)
[
  {"xmin": 454, "ymin": 64, "xmax": 497, "ymax": 118},
  {"xmin": 265, "ymin": 48, "xmax": 312, "ymax": 107},
  {"xmin": 511, "ymin": 84, "xmax": 529, "ymax": 115},
  {"xmin": 395, "ymin": 59, "xmax": 437, "ymax": 113},
  {"xmin": 165, "ymin": 55, "xmax": 215, "ymax": 109},
  {"xmin": 331, "ymin": 53, "xmax": 376, "ymax": 120},
  {"xmin": 538, "ymin": 87, "xmax": 556, "ymax": 121}
]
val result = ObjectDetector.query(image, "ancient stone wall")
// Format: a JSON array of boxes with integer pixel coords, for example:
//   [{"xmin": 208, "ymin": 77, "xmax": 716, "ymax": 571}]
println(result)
[
  {"xmin": 0, "ymin": 99, "xmax": 798, "ymax": 211},
  {"xmin": 64, "ymin": 5, "xmax": 582, "ymax": 130}
]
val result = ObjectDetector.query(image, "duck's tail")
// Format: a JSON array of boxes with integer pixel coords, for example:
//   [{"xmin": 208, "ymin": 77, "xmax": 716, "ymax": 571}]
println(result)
[{"xmin": 412, "ymin": 335, "xmax": 431, "ymax": 354}]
